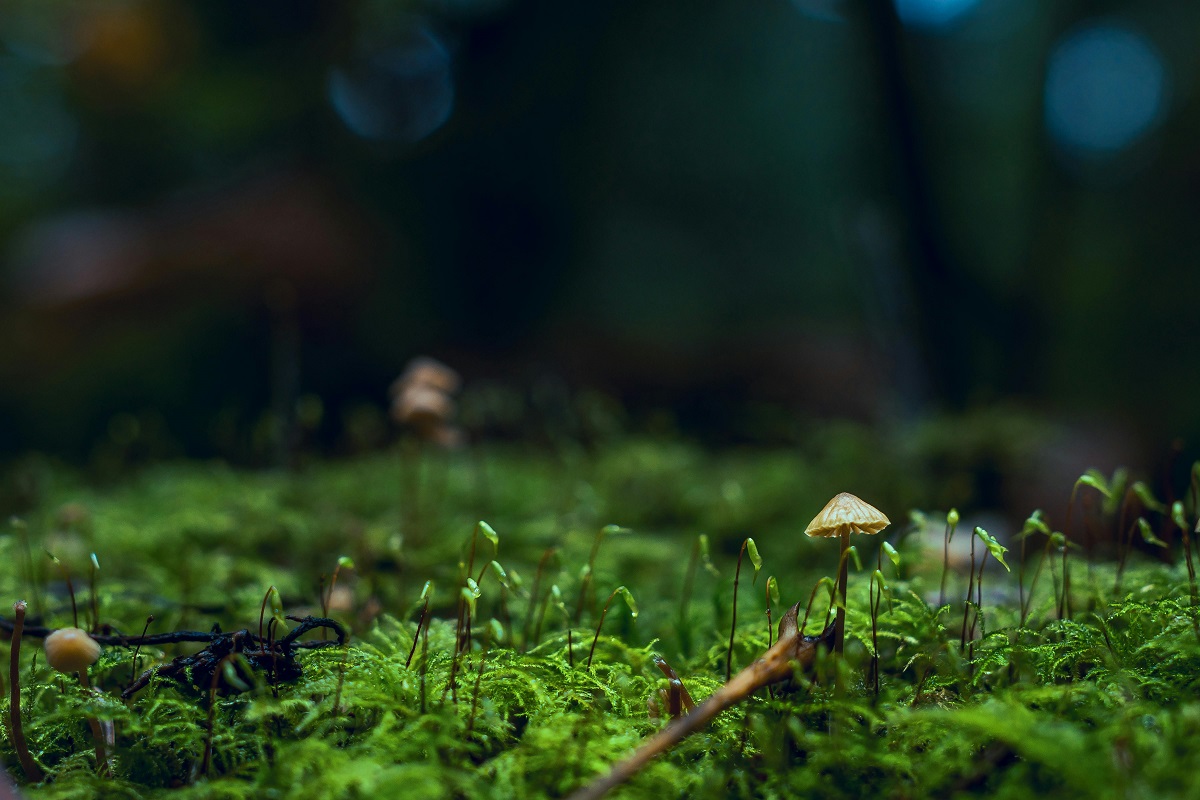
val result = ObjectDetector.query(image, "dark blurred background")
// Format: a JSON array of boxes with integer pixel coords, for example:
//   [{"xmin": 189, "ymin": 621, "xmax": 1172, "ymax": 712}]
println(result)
[{"xmin": 1, "ymin": 0, "xmax": 1197, "ymax": 472}]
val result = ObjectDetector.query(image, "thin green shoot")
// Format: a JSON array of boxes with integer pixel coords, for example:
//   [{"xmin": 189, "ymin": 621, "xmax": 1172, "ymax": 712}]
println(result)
[
  {"xmin": 46, "ymin": 551, "xmax": 79, "ymax": 628},
  {"xmin": 678, "ymin": 534, "xmax": 718, "ymax": 658},
  {"xmin": 1018, "ymin": 511, "xmax": 1049, "ymax": 625},
  {"xmin": 870, "ymin": 542, "xmax": 900, "ymax": 696},
  {"xmin": 939, "ymin": 508, "xmax": 959, "ymax": 608},
  {"xmin": 128, "ymin": 614, "xmax": 154, "ymax": 691},
  {"xmin": 869, "ymin": 567, "xmax": 887, "ymax": 696},
  {"xmin": 1172, "ymin": 502, "xmax": 1198, "ymax": 639},
  {"xmin": 321, "ymin": 555, "xmax": 355, "ymax": 640},
  {"xmin": 587, "ymin": 586, "xmax": 637, "ymax": 669},
  {"xmin": 765, "ymin": 575, "xmax": 779, "ymax": 648},
  {"xmin": 726, "ymin": 537, "xmax": 761, "ymax": 681},
  {"xmin": 522, "ymin": 547, "xmax": 558, "ymax": 651},
  {"xmin": 88, "ymin": 552, "xmax": 100, "ymax": 632},
  {"xmin": 575, "ymin": 524, "xmax": 631, "ymax": 624},
  {"xmin": 960, "ymin": 528, "xmax": 977, "ymax": 653},
  {"xmin": 405, "ymin": 582, "xmax": 432, "ymax": 669},
  {"xmin": 800, "ymin": 576, "xmax": 836, "ymax": 636}
]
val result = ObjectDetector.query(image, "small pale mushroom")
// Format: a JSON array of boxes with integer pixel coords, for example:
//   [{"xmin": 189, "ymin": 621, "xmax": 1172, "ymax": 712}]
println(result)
[
  {"xmin": 43, "ymin": 627, "xmax": 102, "ymax": 676},
  {"xmin": 805, "ymin": 492, "xmax": 890, "ymax": 655},
  {"xmin": 391, "ymin": 383, "xmax": 456, "ymax": 430},
  {"xmin": 390, "ymin": 356, "xmax": 461, "ymax": 396},
  {"xmin": 44, "ymin": 628, "xmax": 112, "ymax": 770},
  {"xmin": 388, "ymin": 356, "xmax": 464, "ymax": 447}
]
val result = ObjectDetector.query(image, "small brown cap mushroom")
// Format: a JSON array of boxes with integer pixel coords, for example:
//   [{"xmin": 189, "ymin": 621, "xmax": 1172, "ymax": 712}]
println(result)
[
  {"xmin": 391, "ymin": 384, "xmax": 456, "ymax": 428},
  {"xmin": 390, "ymin": 356, "xmax": 461, "ymax": 396},
  {"xmin": 44, "ymin": 627, "xmax": 102, "ymax": 673},
  {"xmin": 804, "ymin": 492, "xmax": 890, "ymax": 538}
]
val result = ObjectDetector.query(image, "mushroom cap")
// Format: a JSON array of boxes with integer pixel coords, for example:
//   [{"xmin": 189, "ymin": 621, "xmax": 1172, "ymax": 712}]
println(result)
[
  {"xmin": 390, "ymin": 356, "xmax": 461, "ymax": 396},
  {"xmin": 390, "ymin": 384, "xmax": 455, "ymax": 428},
  {"xmin": 44, "ymin": 627, "xmax": 102, "ymax": 673},
  {"xmin": 804, "ymin": 492, "xmax": 890, "ymax": 538}
]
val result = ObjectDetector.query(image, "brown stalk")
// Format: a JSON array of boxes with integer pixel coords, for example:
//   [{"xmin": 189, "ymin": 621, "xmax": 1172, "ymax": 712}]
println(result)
[
  {"xmin": 725, "ymin": 539, "xmax": 752, "ymax": 681},
  {"xmin": 836, "ymin": 530, "xmax": 849, "ymax": 655},
  {"xmin": 7, "ymin": 602, "xmax": 43, "ymax": 782},
  {"xmin": 74, "ymin": 668, "xmax": 111, "ymax": 774},
  {"xmin": 566, "ymin": 603, "xmax": 835, "ymax": 800}
]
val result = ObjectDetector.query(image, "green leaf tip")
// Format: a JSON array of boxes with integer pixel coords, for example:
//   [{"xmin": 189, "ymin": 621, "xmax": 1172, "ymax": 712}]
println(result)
[
  {"xmin": 267, "ymin": 585, "xmax": 285, "ymax": 618},
  {"xmin": 478, "ymin": 521, "xmax": 499, "ymax": 548},
  {"xmin": 615, "ymin": 586, "xmax": 638, "ymax": 619},
  {"xmin": 1130, "ymin": 482, "xmax": 1165, "ymax": 514},
  {"xmin": 1020, "ymin": 510, "xmax": 1050, "ymax": 539},
  {"xmin": 974, "ymin": 527, "xmax": 1010, "ymax": 572},
  {"xmin": 1172, "ymin": 502, "xmax": 1188, "ymax": 531},
  {"xmin": 489, "ymin": 560, "xmax": 510, "ymax": 586},
  {"xmin": 745, "ymin": 538, "xmax": 762, "ymax": 581},
  {"xmin": 1136, "ymin": 518, "xmax": 1166, "ymax": 548},
  {"xmin": 699, "ymin": 534, "xmax": 720, "ymax": 578},
  {"xmin": 847, "ymin": 545, "xmax": 862, "ymax": 571},
  {"xmin": 872, "ymin": 569, "xmax": 888, "ymax": 592}
]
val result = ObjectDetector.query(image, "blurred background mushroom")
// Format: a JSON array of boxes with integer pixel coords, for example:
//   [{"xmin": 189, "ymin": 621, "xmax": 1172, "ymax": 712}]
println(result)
[
  {"xmin": 390, "ymin": 356, "xmax": 464, "ymax": 448},
  {"xmin": 0, "ymin": 0, "xmax": 1195, "ymax": 516}
]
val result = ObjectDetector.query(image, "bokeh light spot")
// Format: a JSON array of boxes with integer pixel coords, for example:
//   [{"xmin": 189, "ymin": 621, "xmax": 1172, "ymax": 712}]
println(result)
[
  {"xmin": 893, "ymin": 0, "xmax": 982, "ymax": 29},
  {"xmin": 1044, "ymin": 22, "xmax": 1167, "ymax": 156},
  {"xmin": 0, "ymin": 58, "xmax": 77, "ymax": 186},
  {"xmin": 788, "ymin": 0, "xmax": 847, "ymax": 24},
  {"xmin": 328, "ymin": 22, "xmax": 454, "ymax": 145}
]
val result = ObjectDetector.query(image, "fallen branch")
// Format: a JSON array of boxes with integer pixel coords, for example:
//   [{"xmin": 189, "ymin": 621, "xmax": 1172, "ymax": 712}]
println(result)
[{"xmin": 567, "ymin": 602, "xmax": 835, "ymax": 800}]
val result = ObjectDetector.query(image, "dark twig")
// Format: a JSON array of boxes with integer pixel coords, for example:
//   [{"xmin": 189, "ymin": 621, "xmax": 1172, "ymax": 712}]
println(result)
[
  {"xmin": 121, "ymin": 617, "xmax": 346, "ymax": 699},
  {"xmin": 0, "ymin": 614, "xmax": 346, "ymax": 649}
]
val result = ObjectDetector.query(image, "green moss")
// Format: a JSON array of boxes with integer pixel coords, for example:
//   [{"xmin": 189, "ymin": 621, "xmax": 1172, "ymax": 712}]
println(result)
[{"xmin": 2, "ymin": 439, "xmax": 1200, "ymax": 798}]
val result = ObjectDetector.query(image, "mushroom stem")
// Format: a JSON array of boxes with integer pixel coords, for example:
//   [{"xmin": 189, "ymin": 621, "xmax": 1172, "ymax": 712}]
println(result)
[
  {"xmin": 835, "ymin": 530, "xmax": 849, "ymax": 656},
  {"xmin": 74, "ymin": 669, "xmax": 111, "ymax": 774}
]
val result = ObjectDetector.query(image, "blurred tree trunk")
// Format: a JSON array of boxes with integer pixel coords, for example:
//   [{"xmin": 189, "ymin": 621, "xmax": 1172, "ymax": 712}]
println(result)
[{"xmin": 858, "ymin": 0, "xmax": 995, "ymax": 409}]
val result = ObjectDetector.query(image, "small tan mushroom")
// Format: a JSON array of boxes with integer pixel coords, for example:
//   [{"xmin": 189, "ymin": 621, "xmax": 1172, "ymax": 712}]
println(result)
[
  {"xmin": 43, "ymin": 627, "xmax": 102, "ymax": 675},
  {"xmin": 388, "ymin": 356, "xmax": 464, "ymax": 447},
  {"xmin": 391, "ymin": 384, "xmax": 456, "ymax": 429},
  {"xmin": 44, "ymin": 626, "xmax": 112, "ymax": 770},
  {"xmin": 805, "ymin": 492, "xmax": 890, "ymax": 539},
  {"xmin": 390, "ymin": 356, "xmax": 461, "ymax": 396},
  {"xmin": 805, "ymin": 492, "xmax": 890, "ymax": 655}
]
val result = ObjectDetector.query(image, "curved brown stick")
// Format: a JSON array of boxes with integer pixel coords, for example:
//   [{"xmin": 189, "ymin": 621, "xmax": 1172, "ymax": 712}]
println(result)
[{"xmin": 567, "ymin": 603, "xmax": 835, "ymax": 800}]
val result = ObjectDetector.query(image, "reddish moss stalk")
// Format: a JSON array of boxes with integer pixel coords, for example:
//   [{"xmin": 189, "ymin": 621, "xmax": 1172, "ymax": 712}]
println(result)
[
  {"xmin": 8, "ymin": 601, "xmax": 43, "ymax": 782},
  {"xmin": 725, "ymin": 539, "xmax": 752, "ymax": 681}
]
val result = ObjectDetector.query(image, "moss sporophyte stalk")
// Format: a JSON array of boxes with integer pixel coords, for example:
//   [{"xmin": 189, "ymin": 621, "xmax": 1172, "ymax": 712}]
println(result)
[{"xmin": 5, "ymin": 451, "xmax": 1200, "ymax": 798}]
